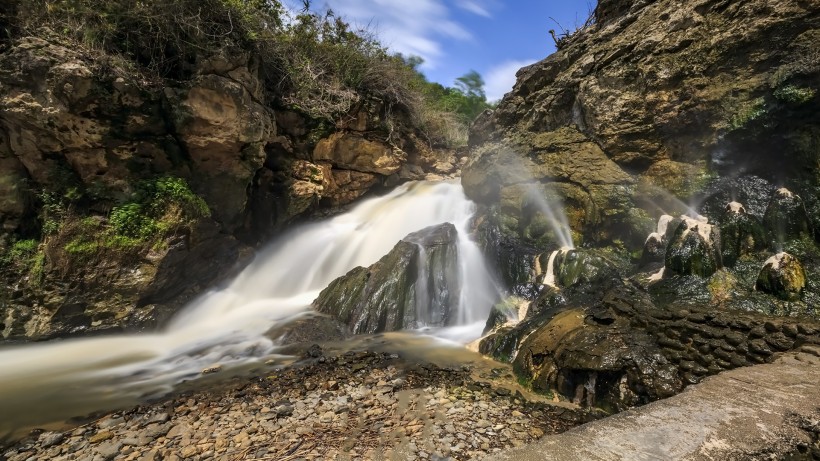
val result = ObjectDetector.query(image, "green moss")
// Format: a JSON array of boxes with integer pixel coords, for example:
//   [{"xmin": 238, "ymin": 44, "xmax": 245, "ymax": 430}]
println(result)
[
  {"xmin": 773, "ymin": 85, "xmax": 816, "ymax": 105},
  {"xmin": 64, "ymin": 239, "xmax": 99, "ymax": 256},
  {"xmin": 729, "ymin": 97, "xmax": 767, "ymax": 130}
]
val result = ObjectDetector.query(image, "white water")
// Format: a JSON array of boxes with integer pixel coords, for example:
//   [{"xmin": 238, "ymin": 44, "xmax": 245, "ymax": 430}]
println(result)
[
  {"xmin": 0, "ymin": 180, "xmax": 499, "ymax": 433},
  {"xmin": 542, "ymin": 247, "xmax": 572, "ymax": 288},
  {"xmin": 523, "ymin": 184, "xmax": 575, "ymax": 249}
]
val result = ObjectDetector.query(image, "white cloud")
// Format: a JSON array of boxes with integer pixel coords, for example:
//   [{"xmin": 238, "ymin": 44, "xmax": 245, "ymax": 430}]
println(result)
[
  {"xmin": 484, "ymin": 59, "xmax": 538, "ymax": 102},
  {"xmin": 306, "ymin": 0, "xmax": 479, "ymax": 69},
  {"xmin": 456, "ymin": 0, "xmax": 491, "ymax": 17}
]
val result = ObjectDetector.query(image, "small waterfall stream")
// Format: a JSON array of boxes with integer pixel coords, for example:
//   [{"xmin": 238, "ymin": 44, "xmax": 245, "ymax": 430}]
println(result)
[{"xmin": 0, "ymin": 180, "xmax": 499, "ymax": 435}]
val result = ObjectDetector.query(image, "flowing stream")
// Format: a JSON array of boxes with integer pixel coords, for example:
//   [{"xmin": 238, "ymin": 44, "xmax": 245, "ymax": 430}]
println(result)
[{"xmin": 0, "ymin": 180, "xmax": 500, "ymax": 437}]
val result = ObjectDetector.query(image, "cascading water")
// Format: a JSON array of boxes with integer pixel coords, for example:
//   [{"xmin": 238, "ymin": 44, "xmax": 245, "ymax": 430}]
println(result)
[{"xmin": 0, "ymin": 180, "xmax": 500, "ymax": 435}]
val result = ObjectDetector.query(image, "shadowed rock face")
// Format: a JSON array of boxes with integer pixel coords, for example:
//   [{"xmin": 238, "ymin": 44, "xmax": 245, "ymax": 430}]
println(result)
[
  {"xmin": 763, "ymin": 188, "xmax": 814, "ymax": 248},
  {"xmin": 314, "ymin": 223, "xmax": 461, "ymax": 334},
  {"xmin": 464, "ymin": 0, "xmax": 820, "ymax": 248}
]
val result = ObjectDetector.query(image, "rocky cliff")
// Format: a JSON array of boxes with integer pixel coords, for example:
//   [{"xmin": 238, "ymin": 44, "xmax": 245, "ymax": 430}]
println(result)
[
  {"xmin": 464, "ymin": 0, "xmax": 819, "ymax": 250},
  {"xmin": 463, "ymin": 0, "xmax": 820, "ymax": 408},
  {"xmin": 0, "ymin": 34, "xmax": 460, "ymax": 340}
]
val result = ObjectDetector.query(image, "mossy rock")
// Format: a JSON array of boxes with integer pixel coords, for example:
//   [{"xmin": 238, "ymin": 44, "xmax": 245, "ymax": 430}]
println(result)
[
  {"xmin": 719, "ymin": 203, "xmax": 766, "ymax": 267},
  {"xmin": 313, "ymin": 223, "xmax": 461, "ymax": 334},
  {"xmin": 665, "ymin": 217, "xmax": 721, "ymax": 278},
  {"xmin": 755, "ymin": 252, "xmax": 806, "ymax": 302},
  {"xmin": 762, "ymin": 188, "xmax": 813, "ymax": 249}
]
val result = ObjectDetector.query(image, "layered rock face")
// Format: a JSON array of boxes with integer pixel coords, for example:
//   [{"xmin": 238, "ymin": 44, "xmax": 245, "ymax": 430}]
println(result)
[
  {"xmin": 463, "ymin": 0, "xmax": 820, "ymax": 249},
  {"xmin": 0, "ymin": 36, "xmax": 459, "ymax": 340},
  {"xmin": 463, "ymin": 1, "xmax": 820, "ymax": 410}
]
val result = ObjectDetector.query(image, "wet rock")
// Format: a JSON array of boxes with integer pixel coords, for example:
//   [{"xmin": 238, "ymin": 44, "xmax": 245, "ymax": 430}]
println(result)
[
  {"xmin": 719, "ymin": 202, "xmax": 766, "ymax": 267},
  {"xmin": 512, "ymin": 303, "xmax": 681, "ymax": 411},
  {"xmin": 314, "ymin": 223, "xmax": 461, "ymax": 334},
  {"xmin": 665, "ymin": 216, "xmax": 721, "ymax": 277},
  {"xmin": 756, "ymin": 252, "xmax": 806, "ymax": 301},
  {"xmin": 641, "ymin": 215, "xmax": 680, "ymax": 265},
  {"xmin": 483, "ymin": 297, "xmax": 526, "ymax": 334},
  {"xmin": 763, "ymin": 188, "xmax": 813, "ymax": 247},
  {"xmin": 549, "ymin": 249, "xmax": 618, "ymax": 288}
]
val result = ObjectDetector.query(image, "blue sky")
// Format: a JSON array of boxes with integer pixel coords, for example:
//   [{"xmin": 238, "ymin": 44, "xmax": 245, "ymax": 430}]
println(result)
[{"xmin": 285, "ymin": 0, "xmax": 596, "ymax": 101}]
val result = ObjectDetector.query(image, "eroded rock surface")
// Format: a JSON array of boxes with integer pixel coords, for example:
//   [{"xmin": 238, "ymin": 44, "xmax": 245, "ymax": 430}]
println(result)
[{"xmin": 464, "ymin": 0, "xmax": 820, "ymax": 248}]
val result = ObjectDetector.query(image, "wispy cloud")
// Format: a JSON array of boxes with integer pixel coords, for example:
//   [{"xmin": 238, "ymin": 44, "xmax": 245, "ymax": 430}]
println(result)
[
  {"xmin": 297, "ymin": 0, "xmax": 489, "ymax": 69},
  {"xmin": 484, "ymin": 59, "xmax": 538, "ymax": 102},
  {"xmin": 456, "ymin": 0, "xmax": 492, "ymax": 17}
]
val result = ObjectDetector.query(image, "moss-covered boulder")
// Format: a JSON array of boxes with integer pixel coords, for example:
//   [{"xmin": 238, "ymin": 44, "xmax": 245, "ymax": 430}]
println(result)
[
  {"xmin": 549, "ymin": 249, "xmax": 619, "ymax": 288},
  {"xmin": 719, "ymin": 202, "xmax": 766, "ymax": 267},
  {"xmin": 756, "ymin": 252, "xmax": 806, "ymax": 301},
  {"xmin": 665, "ymin": 217, "xmax": 721, "ymax": 278},
  {"xmin": 763, "ymin": 188, "xmax": 813, "ymax": 249},
  {"xmin": 313, "ymin": 223, "xmax": 461, "ymax": 334}
]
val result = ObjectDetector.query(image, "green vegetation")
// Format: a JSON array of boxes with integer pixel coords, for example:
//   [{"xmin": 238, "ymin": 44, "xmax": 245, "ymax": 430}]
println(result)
[
  {"xmin": 729, "ymin": 97, "xmax": 767, "ymax": 130},
  {"xmin": 61, "ymin": 176, "xmax": 209, "ymax": 258},
  {"xmin": 773, "ymin": 85, "xmax": 816, "ymax": 105},
  {"xmin": 0, "ymin": 238, "xmax": 45, "ymax": 284},
  {"xmin": 7, "ymin": 0, "xmax": 492, "ymax": 147}
]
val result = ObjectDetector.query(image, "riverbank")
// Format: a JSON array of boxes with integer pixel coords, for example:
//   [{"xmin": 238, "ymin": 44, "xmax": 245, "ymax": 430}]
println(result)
[{"xmin": 1, "ymin": 347, "xmax": 593, "ymax": 461}]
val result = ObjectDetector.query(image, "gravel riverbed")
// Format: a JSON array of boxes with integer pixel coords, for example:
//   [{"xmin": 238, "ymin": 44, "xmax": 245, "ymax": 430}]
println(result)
[{"xmin": 2, "ymin": 349, "xmax": 593, "ymax": 461}]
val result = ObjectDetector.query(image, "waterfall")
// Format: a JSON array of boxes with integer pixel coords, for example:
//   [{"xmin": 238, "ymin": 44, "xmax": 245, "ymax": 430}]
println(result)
[{"xmin": 0, "ymin": 180, "xmax": 499, "ymax": 434}]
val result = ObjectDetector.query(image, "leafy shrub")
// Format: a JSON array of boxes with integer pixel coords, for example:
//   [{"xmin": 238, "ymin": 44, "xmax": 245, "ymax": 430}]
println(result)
[
  {"xmin": 109, "ymin": 176, "xmax": 209, "ymax": 242},
  {"xmin": 13, "ymin": 0, "xmax": 284, "ymax": 78},
  {"xmin": 109, "ymin": 203, "xmax": 159, "ymax": 239},
  {"xmin": 2, "ymin": 239, "xmax": 38, "ymax": 265}
]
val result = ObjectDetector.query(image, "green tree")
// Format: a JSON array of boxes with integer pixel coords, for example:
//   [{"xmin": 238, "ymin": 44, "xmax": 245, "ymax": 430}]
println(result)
[{"xmin": 453, "ymin": 70, "xmax": 490, "ymax": 121}]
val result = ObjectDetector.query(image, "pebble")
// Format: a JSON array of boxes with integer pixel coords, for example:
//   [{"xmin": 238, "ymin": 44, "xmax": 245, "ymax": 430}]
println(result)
[{"xmin": 2, "ymin": 351, "xmax": 588, "ymax": 461}]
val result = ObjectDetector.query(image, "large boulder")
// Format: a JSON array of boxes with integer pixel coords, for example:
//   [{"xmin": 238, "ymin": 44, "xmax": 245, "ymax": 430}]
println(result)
[
  {"xmin": 756, "ymin": 252, "xmax": 806, "ymax": 301},
  {"xmin": 510, "ymin": 299, "xmax": 681, "ymax": 411},
  {"xmin": 664, "ymin": 216, "xmax": 722, "ymax": 278},
  {"xmin": 313, "ymin": 223, "xmax": 461, "ymax": 334},
  {"xmin": 719, "ymin": 201, "xmax": 766, "ymax": 266},
  {"xmin": 762, "ymin": 188, "xmax": 813, "ymax": 248}
]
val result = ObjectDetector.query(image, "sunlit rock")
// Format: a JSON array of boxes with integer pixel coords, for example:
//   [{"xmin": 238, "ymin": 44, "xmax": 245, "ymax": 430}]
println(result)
[
  {"xmin": 664, "ymin": 216, "xmax": 721, "ymax": 277},
  {"xmin": 641, "ymin": 214, "xmax": 677, "ymax": 265},
  {"xmin": 756, "ymin": 252, "xmax": 806, "ymax": 301}
]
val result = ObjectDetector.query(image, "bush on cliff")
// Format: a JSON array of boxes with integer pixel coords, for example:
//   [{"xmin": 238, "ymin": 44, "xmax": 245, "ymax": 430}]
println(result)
[{"xmin": 7, "ymin": 0, "xmax": 488, "ymax": 147}]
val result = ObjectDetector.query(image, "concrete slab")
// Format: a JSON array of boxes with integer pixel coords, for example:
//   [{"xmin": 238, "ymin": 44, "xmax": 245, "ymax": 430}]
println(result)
[{"xmin": 490, "ymin": 350, "xmax": 820, "ymax": 460}]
